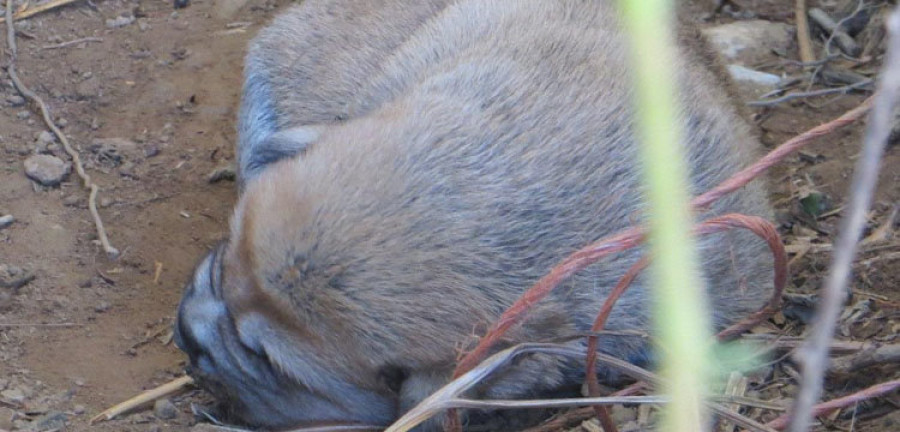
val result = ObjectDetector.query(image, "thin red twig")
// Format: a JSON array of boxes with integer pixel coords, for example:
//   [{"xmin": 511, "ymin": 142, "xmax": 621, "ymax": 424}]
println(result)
[
  {"xmin": 581, "ymin": 214, "xmax": 785, "ymax": 428},
  {"xmin": 691, "ymin": 96, "xmax": 872, "ymax": 210},
  {"xmin": 453, "ymin": 227, "xmax": 646, "ymax": 376},
  {"xmin": 584, "ymin": 258, "xmax": 649, "ymax": 425},
  {"xmin": 766, "ymin": 379, "xmax": 900, "ymax": 430},
  {"xmin": 700, "ymin": 215, "xmax": 788, "ymax": 341},
  {"xmin": 452, "ymin": 96, "xmax": 870, "ymax": 380}
]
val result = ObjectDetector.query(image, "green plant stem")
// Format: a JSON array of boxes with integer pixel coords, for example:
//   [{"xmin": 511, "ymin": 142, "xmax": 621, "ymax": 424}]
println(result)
[{"xmin": 618, "ymin": 1, "xmax": 711, "ymax": 431}]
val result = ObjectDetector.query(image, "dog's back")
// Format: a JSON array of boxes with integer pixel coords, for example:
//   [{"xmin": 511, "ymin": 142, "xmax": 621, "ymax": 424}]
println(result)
[{"xmin": 175, "ymin": 1, "xmax": 774, "ymax": 429}]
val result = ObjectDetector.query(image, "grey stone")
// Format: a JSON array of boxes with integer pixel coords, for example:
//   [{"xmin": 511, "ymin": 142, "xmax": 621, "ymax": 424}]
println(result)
[
  {"xmin": 30, "ymin": 410, "xmax": 67, "ymax": 431},
  {"xmin": 106, "ymin": 15, "xmax": 135, "ymax": 28},
  {"xmin": 208, "ymin": 165, "xmax": 236, "ymax": 183},
  {"xmin": 93, "ymin": 300, "xmax": 111, "ymax": 313},
  {"xmin": 152, "ymin": 398, "xmax": 177, "ymax": 420},
  {"xmin": 0, "ymin": 406, "xmax": 16, "ymax": 430},
  {"xmin": 0, "ymin": 387, "xmax": 26, "ymax": 404},
  {"xmin": 702, "ymin": 20, "xmax": 794, "ymax": 66},
  {"xmin": 37, "ymin": 131, "xmax": 55, "ymax": 145},
  {"xmin": 726, "ymin": 64, "xmax": 782, "ymax": 96},
  {"xmin": 0, "ymin": 214, "xmax": 14, "ymax": 229},
  {"xmin": 24, "ymin": 155, "xmax": 71, "ymax": 186},
  {"xmin": 6, "ymin": 95, "xmax": 25, "ymax": 107}
]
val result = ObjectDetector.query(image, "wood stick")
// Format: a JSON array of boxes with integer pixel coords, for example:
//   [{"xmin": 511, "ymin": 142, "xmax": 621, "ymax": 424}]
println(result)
[
  {"xmin": 4, "ymin": 0, "xmax": 119, "ymax": 259},
  {"xmin": 90, "ymin": 375, "xmax": 194, "ymax": 424},
  {"xmin": 796, "ymin": 0, "xmax": 816, "ymax": 63}
]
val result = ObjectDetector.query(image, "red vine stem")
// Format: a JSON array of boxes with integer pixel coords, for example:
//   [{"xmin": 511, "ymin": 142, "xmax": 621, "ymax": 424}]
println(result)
[{"xmin": 453, "ymin": 96, "xmax": 871, "ymax": 379}]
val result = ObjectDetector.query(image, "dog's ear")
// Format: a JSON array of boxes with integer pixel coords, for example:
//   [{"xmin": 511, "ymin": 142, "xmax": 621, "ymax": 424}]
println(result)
[
  {"xmin": 174, "ymin": 245, "xmax": 228, "ymax": 362},
  {"xmin": 239, "ymin": 127, "xmax": 321, "ymax": 185}
]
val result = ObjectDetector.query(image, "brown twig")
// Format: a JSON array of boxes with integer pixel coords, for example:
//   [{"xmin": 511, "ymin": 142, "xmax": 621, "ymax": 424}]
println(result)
[
  {"xmin": 768, "ymin": 379, "xmax": 900, "ymax": 430},
  {"xmin": 738, "ymin": 336, "xmax": 883, "ymax": 356},
  {"xmin": 827, "ymin": 343, "xmax": 900, "ymax": 374},
  {"xmin": 0, "ymin": 322, "xmax": 80, "ymax": 327},
  {"xmin": 796, "ymin": 0, "xmax": 816, "ymax": 64},
  {"xmin": 41, "ymin": 36, "xmax": 103, "ymax": 50},
  {"xmin": 747, "ymin": 79, "xmax": 873, "ymax": 107},
  {"xmin": 4, "ymin": 0, "xmax": 119, "ymax": 259},
  {"xmin": 808, "ymin": 8, "xmax": 862, "ymax": 57},
  {"xmin": 855, "ymin": 250, "xmax": 900, "ymax": 267},
  {"xmin": 788, "ymin": 7, "xmax": 900, "ymax": 432}
]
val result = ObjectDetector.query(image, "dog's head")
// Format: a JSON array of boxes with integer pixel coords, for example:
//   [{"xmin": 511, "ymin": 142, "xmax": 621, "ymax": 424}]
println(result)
[{"xmin": 174, "ymin": 235, "xmax": 397, "ymax": 428}]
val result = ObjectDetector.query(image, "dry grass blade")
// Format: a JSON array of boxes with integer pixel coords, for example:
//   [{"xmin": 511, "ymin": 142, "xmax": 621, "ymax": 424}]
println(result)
[
  {"xmin": 192, "ymin": 424, "xmax": 384, "ymax": 432},
  {"xmin": 387, "ymin": 344, "xmax": 583, "ymax": 432},
  {"xmin": 447, "ymin": 395, "xmax": 668, "ymax": 410},
  {"xmin": 0, "ymin": 0, "xmax": 81, "ymax": 23},
  {"xmin": 90, "ymin": 375, "xmax": 194, "ymax": 424},
  {"xmin": 788, "ymin": 6, "xmax": 900, "ymax": 432},
  {"xmin": 391, "ymin": 342, "xmax": 782, "ymax": 432}
]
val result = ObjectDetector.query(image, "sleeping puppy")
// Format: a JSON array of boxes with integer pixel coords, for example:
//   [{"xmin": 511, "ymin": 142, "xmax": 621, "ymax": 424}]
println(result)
[{"xmin": 175, "ymin": 0, "xmax": 774, "ymax": 429}]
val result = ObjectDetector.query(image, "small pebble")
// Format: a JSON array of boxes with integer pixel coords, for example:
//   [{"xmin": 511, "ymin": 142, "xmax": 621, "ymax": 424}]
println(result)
[
  {"xmin": 93, "ymin": 300, "xmax": 111, "ymax": 313},
  {"xmin": 119, "ymin": 161, "xmax": 137, "ymax": 178},
  {"xmin": 23, "ymin": 154, "xmax": 71, "ymax": 186},
  {"xmin": 62, "ymin": 195, "xmax": 82, "ymax": 207},
  {"xmin": 153, "ymin": 398, "xmax": 177, "ymax": 420},
  {"xmin": 16, "ymin": 110, "xmax": 30, "ymax": 120},
  {"xmin": 144, "ymin": 144, "xmax": 160, "ymax": 158},
  {"xmin": 38, "ymin": 131, "xmax": 55, "ymax": 144},
  {"xmin": 6, "ymin": 95, "xmax": 25, "ymax": 107},
  {"xmin": 73, "ymin": 404, "xmax": 86, "ymax": 415},
  {"xmin": 0, "ymin": 291, "xmax": 12, "ymax": 312},
  {"xmin": 56, "ymin": 117, "xmax": 68, "ymax": 128},
  {"xmin": 106, "ymin": 15, "xmax": 135, "ymax": 28},
  {"xmin": 31, "ymin": 411, "xmax": 67, "ymax": 431},
  {"xmin": 0, "ymin": 387, "xmax": 26, "ymax": 404},
  {"xmin": 0, "ymin": 214, "xmax": 14, "ymax": 229},
  {"xmin": 0, "ymin": 406, "xmax": 16, "ymax": 430},
  {"xmin": 34, "ymin": 141, "xmax": 49, "ymax": 154},
  {"xmin": 208, "ymin": 165, "xmax": 236, "ymax": 183}
]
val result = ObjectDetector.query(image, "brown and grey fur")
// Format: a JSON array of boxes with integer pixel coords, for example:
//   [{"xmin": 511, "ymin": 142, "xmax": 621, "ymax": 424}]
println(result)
[{"xmin": 174, "ymin": 0, "xmax": 774, "ymax": 430}]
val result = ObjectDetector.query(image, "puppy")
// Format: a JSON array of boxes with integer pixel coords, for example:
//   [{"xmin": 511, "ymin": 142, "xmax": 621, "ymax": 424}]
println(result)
[{"xmin": 175, "ymin": 0, "xmax": 774, "ymax": 429}]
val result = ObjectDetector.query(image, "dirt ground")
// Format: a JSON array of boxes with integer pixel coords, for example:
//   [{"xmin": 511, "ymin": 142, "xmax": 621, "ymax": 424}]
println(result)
[{"xmin": 0, "ymin": 0, "xmax": 897, "ymax": 431}]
